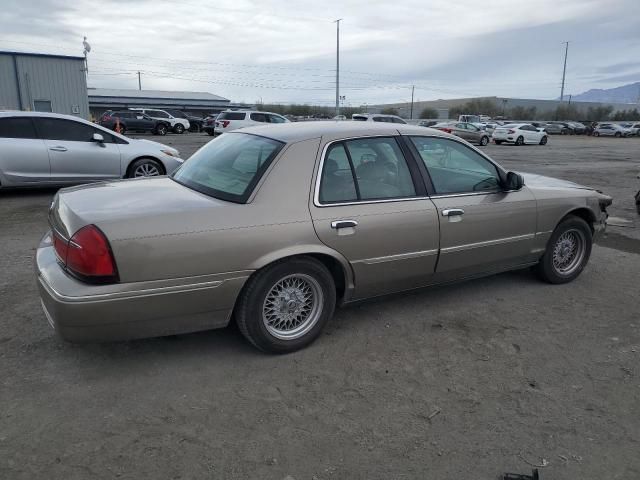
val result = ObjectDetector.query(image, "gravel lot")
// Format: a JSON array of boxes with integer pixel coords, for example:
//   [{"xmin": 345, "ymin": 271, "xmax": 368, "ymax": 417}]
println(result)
[{"xmin": 1, "ymin": 133, "xmax": 639, "ymax": 479}]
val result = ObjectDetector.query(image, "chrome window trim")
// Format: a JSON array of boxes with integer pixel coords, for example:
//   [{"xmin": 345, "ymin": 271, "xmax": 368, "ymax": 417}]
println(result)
[{"xmin": 313, "ymin": 134, "xmax": 516, "ymax": 208}]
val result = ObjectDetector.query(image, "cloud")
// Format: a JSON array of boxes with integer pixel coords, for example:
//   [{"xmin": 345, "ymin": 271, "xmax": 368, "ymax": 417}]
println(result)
[{"xmin": 0, "ymin": 0, "xmax": 638, "ymax": 105}]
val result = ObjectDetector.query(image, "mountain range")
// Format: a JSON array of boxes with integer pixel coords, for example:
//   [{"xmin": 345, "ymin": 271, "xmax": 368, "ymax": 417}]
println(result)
[{"xmin": 570, "ymin": 81, "xmax": 640, "ymax": 104}]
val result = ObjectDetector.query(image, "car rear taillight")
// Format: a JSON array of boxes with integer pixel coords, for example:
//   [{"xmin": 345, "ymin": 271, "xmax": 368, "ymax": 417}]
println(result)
[
  {"xmin": 508, "ymin": 129, "xmax": 515, "ymax": 134},
  {"xmin": 102, "ymin": 115, "xmax": 112, "ymax": 122},
  {"xmin": 54, "ymin": 225, "xmax": 118, "ymax": 283},
  {"xmin": 221, "ymin": 120, "xmax": 230, "ymax": 128},
  {"xmin": 441, "ymin": 128, "xmax": 452, "ymax": 133}
]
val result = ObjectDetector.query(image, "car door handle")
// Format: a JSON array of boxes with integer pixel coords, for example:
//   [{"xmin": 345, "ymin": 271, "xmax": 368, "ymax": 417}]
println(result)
[
  {"xmin": 442, "ymin": 208, "xmax": 465, "ymax": 217},
  {"xmin": 49, "ymin": 146, "xmax": 68, "ymax": 152},
  {"xmin": 331, "ymin": 220, "xmax": 358, "ymax": 229}
]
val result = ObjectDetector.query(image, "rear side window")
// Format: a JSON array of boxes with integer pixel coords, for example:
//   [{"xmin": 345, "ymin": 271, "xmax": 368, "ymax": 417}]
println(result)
[
  {"xmin": 352, "ymin": 115, "xmax": 367, "ymax": 121},
  {"xmin": 219, "ymin": 112, "xmax": 246, "ymax": 121},
  {"xmin": 0, "ymin": 117, "xmax": 38, "ymax": 139},
  {"xmin": 391, "ymin": 117, "xmax": 406, "ymax": 124},
  {"xmin": 147, "ymin": 110, "xmax": 170, "ymax": 118},
  {"xmin": 318, "ymin": 137, "xmax": 416, "ymax": 204},
  {"xmin": 267, "ymin": 114, "xmax": 286, "ymax": 124},
  {"xmin": 34, "ymin": 118, "xmax": 114, "ymax": 143}
]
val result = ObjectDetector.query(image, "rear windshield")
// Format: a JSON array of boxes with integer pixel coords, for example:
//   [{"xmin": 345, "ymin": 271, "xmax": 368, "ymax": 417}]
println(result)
[
  {"xmin": 218, "ymin": 112, "xmax": 246, "ymax": 121},
  {"xmin": 172, "ymin": 133, "xmax": 284, "ymax": 203}
]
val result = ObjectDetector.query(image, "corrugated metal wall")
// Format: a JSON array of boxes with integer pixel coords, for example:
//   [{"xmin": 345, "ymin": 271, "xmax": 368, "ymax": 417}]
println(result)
[{"xmin": 0, "ymin": 53, "xmax": 89, "ymax": 119}]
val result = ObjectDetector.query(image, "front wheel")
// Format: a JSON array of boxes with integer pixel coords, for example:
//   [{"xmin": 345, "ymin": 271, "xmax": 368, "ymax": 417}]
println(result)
[
  {"xmin": 235, "ymin": 257, "xmax": 336, "ymax": 353},
  {"xmin": 174, "ymin": 124, "xmax": 185, "ymax": 134},
  {"xmin": 479, "ymin": 136, "xmax": 489, "ymax": 146},
  {"xmin": 515, "ymin": 136, "xmax": 524, "ymax": 146},
  {"xmin": 614, "ymin": 131, "xmax": 622, "ymax": 138},
  {"xmin": 533, "ymin": 216, "xmax": 592, "ymax": 284},
  {"xmin": 593, "ymin": 131, "xmax": 600, "ymax": 137},
  {"xmin": 539, "ymin": 136, "xmax": 548, "ymax": 145},
  {"xmin": 127, "ymin": 158, "xmax": 164, "ymax": 178}
]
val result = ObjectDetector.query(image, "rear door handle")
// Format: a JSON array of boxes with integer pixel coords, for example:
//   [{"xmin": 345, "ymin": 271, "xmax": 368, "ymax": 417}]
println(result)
[
  {"xmin": 49, "ymin": 146, "xmax": 68, "ymax": 152},
  {"xmin": 331, "ymin": 220, "xmax": 358, "ymax": 229},
  {"xmin": 442, "ymin": 208, "xmax": 464, "ymax": 217}
]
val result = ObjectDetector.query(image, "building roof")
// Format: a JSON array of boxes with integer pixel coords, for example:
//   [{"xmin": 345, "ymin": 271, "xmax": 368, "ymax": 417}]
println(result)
[
  {"xmin": 0, "ymin": 50, "xmax": 85, "ymax": 61},
  {"xmin": 88, "ymin": 88, "xmax": 229, "ymax": 103}
]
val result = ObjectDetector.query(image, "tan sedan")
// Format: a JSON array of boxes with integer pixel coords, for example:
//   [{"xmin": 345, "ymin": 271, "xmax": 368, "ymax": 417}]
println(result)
[{"xmin": 36, "ymin": 122, "xmax": 611, "ymax": 353}]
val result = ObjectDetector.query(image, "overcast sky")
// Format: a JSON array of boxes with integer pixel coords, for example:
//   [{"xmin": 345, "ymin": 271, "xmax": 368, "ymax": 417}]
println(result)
[{"xmin": 1, "ymin": 0, "xmax": 639, "ymax": 106}]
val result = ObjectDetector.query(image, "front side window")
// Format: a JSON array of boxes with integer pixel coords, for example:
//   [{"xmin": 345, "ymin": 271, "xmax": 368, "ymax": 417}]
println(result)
[
  {"xmin": 318, "ymin": 137, "xmax": 416, "ymax": 204},
  {"xmin": 0, "ymin": 117, "xmax": 38, "ymax": 139},
  {"xmin": 391, "ymin": 117, "xmax": 406, "ymax": 124},
  {"xmin": 148, "ymin": 110, "xmax": 169, "ymax": 118},
  {"xmin": 172, "ymin": 133, "xmax": 283, "ymax": 203},
  {"xmin": 34, "ymin": 118, "xmax": 113, "ymax": 143},
  {"xmin": 410, "ymin": 136, "xmax": 501, "ymax": 195}
]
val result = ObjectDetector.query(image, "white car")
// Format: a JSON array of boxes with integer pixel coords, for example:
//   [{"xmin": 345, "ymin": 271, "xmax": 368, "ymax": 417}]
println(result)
[
  {"xmin": 0, "ymin": 111, "xmax": 183, "ymax": 187},
  {"xmin": 593, "ymin": 124, "xmax": 633, "ymax": 137},
  {"xmin": 214, "ymin": 110, "xmax": 289, "ymax": 134},
  {"xmin": 492, "ymin": 123, "xmax": 548, "ymax": 145},
  {"xmin": 352, "ymin": 113, "xmax": 407, "ymax": 124},
  {"xmin": 130, "ymin": 108, "xmax": 190, "ymax": 134}
]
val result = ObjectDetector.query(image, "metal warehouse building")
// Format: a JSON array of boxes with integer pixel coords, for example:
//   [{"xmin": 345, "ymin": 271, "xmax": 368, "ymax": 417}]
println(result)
[
  {"xmin": 88, "ymin": 88, "xmax": 236, "ymax": 120},
  {"xmin": 0, "ymin": 51, "xmax": 89, "ymax": 118}
]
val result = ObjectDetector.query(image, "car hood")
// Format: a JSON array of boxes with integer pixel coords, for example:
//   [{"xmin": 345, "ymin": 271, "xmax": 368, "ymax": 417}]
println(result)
[
  {"xmin": 520, "ymin": 172, "xmax": 594, "ymax": 191},
  {"xmin": 50, "ymin": 177, "xmax": 228, "ymax": 239}
]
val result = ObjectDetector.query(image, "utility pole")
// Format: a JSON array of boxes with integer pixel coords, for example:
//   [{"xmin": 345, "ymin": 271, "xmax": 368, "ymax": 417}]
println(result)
[
  {"xmin": 410, "ymin": 85, "xmax": 415, "ymax": 119},
  {"xmin": 137, "ymin": 71, "xmax": 142, "ymax": 90},
  {"xmin": 560, "ymin": 41, "xmax": 569, "ymax": 101},
  {"xmin": 334, "ymin": 19, "xmax": 342, "ymax": 117}
]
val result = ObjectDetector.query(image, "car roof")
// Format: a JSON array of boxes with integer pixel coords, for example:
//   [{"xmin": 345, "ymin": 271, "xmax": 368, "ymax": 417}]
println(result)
[
  {"xmin": 232, "ymin": 120, "xmax": 452, "ymax": 143},
  {"xmin": 0, "ymin": 111, "xmax": 91, "ymax": 122}
]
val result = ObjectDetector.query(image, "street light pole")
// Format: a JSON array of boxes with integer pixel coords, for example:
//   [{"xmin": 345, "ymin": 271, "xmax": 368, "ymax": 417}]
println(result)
[
  {"xmin": 410, "ymin": 85, "xmax": 415, "ymax": 119},
  {"xmin": 137, "ymin": 71, "xmax": 142, "ymax": 90},
  {"xmin": 560, "ymin": 41, "xmax": 569, "ymax": 102},
  {"xmin": 334, "ymin": 19, "xmax": 342, "ymax": 117}
]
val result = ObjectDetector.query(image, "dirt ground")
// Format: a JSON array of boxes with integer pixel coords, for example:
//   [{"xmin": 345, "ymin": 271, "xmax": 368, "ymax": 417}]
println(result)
[{"xmin": 1, "ymin": 134, "xmax": 639, "ymax": 479}]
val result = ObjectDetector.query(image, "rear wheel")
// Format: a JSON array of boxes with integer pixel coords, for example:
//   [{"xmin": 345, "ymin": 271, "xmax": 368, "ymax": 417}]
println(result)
[
  {"xmin": 533, "ymin": 216, "xmax": 592, "ymax": 284},
  {"xmin": 155, "ymin": 124, "xmax": 167, "ymax": 136},
  {"xmin": 479, "ymin": 136, "xmax": 489, "ymax": 146},
  {"xmin": 235, "ymin": 257, "xmax": 336, "ymax": 353},
  {"xmin": 614, "ymin": 131, "xmax": 622, "ymax": 138},
  {"xmin": 593, "ymin": 131, "xmax": 600, "ymax": 137},
  {"xmin": 127, "ymin": 158, "xmax": 164, "ymax": 178},
  {"xmin": 174, "ymin": 124, "xmax": 185, "ymax": 134},
  {"xmin": 515, "ymin": 136, "xmax": 524, "ymax": 146},
  {"xmin": 539, "ymin": 135, "xmax": 548, "ymax": 145}
]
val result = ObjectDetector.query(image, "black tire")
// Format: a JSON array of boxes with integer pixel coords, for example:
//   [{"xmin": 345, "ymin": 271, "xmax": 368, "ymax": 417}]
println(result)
[
  {"xmin": 174, "ymin": 124, "xmax": 185, "ymax": 134},
  {"xmin": 479, "ymin": 136, "xmax": 489, "ymax": 146},
  {"xmin": 593, "ymin": 131, "xmax": 600, "ymax": 137},
  {"xmin": 126, "ymin": 158, "xmax": 165, "ymax": 178},
  {"xmin": 495, "ymin": 140, "xmax": 503, "ymax": 145},
  {"xmin": 155, "ymin": 124, "xmax": 167, "ymax": 136},
  {"xmin": 533, "ymin": 216, "xmax": 592, "ymax": 284},
  {"xmin": 539, "ymin": 135, "xmax": 548, "ymax": 145},
  {"xmin": 206, "ymin": 130, "xmax": 215, "ymax": 136},
  {"xmin": 515, "ymin": 136, "xmax": 524, "ymax": 146},
  {"xmin": 614, "ymin": 131, "xmax": 621, "ymax": 138},
  {"xmin": 235, "ymin": 257, "xmax": 336, "ymax": 353}
]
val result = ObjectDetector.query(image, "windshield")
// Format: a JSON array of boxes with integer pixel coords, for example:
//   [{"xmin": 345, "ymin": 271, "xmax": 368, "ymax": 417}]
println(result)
[{"xmin": 172, "ymin": 133, "xmax": 284, "ymax": 203}]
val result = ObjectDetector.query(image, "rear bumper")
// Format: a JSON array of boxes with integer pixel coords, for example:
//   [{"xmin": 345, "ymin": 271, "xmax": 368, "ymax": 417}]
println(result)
[{"xmin": 35, "ymin": 237, "xmax": 250, "ymax": 342}]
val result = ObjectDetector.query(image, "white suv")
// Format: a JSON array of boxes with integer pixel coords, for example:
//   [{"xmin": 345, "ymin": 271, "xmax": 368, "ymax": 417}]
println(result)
[
  {"xmin": 214, "ymin": 110, "xmax": 289, "ymax": 134},
  {"xmin": 352, "ymin": 113, "xmax": 407, "ymax": 124},
  {"xmin": 130, "ymin": 108, "xmax": 190, "ymax": 134}
]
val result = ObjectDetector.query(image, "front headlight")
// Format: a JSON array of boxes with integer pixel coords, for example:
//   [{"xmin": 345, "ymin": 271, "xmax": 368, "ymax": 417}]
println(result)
[{"xmin": 161, "ymin": 149, "xmax": 180, "ymax": 158}]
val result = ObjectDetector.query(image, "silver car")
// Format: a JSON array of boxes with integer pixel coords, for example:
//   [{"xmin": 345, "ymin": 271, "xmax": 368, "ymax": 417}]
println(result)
[
  {"xmin": 0, "ymin": 112, "xmax": 183, "ymax": 187},
  {"xmin": 593, "ymin": 123, "xmax": 632, "ymax": 137},
  {"xmin": 36, "ymin": 122, "xmax": 611, "ymax": 353}
]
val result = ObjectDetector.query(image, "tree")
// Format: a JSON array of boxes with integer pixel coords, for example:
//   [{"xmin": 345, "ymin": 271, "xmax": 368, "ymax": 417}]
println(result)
[
  {"xmin": 585, "ymin": 105, "xmax": 613, "ymax": 121},
  {"xmin": 508, "ymin": 106, "xmax": 537, "ymax": 120},
  {"xmin": 419, "ymin": 107, "xmax": 439, "ymax": 119},
  {"xmin": 611, "ymin": 108, "xmax": 640, "ymax": 121},
  {"xmin": 381, "ymin": 107, "xmax": 399, "ymax": 116}
]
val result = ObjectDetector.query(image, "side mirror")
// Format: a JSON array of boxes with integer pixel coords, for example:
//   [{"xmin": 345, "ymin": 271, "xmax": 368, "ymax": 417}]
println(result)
[
  {"xmin": 505, "ymin": 171, "xmax": 524, "ymax": 191},
  {"xmin": 92, "ymin": 133, "xmax": 104, "ymax": 143}
]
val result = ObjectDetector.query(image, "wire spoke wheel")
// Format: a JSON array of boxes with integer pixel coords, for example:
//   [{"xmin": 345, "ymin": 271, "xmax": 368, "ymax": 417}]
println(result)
[
  {"xmin": 552, "ymin": 228, "xmax": 586, "ymax": 275},
  {"xmin": 262, "ymin": 274, "xmax": 323, "ymax": 340},
  {"xmin": 133, "ymin": 163, "xmax": 161, "ymax": 177}
]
